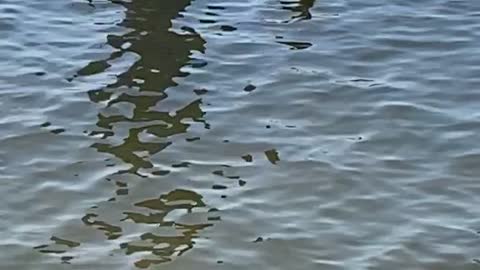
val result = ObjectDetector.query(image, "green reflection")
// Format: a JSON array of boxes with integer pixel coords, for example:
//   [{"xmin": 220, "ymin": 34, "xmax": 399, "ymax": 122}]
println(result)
[
  {"xmin": 81, "ymin": 213, "xmax": 123, "ymax": 240},
  {"xmin": 123, "ymin": 188, "xmax": 206, "ymax": 225},
  {"xmin": 281, "ymin": 0, "xmax": 316, "ymax": 21},
  {"xmin": 34, "ymin": 236, "xmax": 81, "ymax": 254},
  {"xmin": 265, "ymin": 148, "xmax": 280, "ymax": 164},
  {"xmin": 82, "ymin": 0, "xmax": 215, "ymax": 266},
  {"xmin": 82, "ymin": 0, "xmax": 207, "ymax": 174},
  {"xmin": 92, "ymin": 98, "xmax": 206, "ymax": 174},
  {"xmin": 36, "ymin": 0, "xmax": 217, "ymax": 267},
  {"xmin": 121, "ymin": 189, "xmax": 214, "ymax": 268}
]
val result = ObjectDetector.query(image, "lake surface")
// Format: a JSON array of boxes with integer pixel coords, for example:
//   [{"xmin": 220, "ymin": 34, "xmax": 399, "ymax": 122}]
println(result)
[{"xmin": 2, "ymin": 0, "xmax": 480, "ymax": 269}]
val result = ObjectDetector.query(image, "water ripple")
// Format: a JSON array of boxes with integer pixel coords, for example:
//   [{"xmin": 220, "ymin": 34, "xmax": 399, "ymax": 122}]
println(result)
[{"xmin": 2, "ymin": 0, "xmax": 480, "ymax": 269}]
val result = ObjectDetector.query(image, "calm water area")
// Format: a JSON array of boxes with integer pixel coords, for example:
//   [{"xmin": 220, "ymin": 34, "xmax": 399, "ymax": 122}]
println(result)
[{"xmin": 2, "ymin": 0, "xmax": 480, "ymax": 269}]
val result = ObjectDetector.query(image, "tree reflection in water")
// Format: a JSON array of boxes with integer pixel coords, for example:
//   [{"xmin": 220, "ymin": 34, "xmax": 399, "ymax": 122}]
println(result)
[
  {"xmin": 82, "ymin": 0, "xmax": 215, "ymax": 266},
  {"xmin": 82, "ymin": 0, "xmax": 208, "ymax": 175},
  {"xmin": 36, "ymin": 0, "xmax": 217, "ymax": 267}
]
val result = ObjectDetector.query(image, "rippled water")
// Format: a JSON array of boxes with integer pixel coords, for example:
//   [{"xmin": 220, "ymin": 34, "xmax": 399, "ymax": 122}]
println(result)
[{"xmin": 3, "ymin": 0, "xmax": 480, "ymax": 269}]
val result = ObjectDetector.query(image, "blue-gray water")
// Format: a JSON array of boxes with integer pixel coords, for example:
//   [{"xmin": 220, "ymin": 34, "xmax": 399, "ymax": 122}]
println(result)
[{"xmin": 2, "ymin": 0, "xmax": 480, "ymax": 269}]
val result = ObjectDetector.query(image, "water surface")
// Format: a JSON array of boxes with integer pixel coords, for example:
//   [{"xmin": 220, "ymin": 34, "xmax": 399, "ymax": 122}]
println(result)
[{"xmin": 2, "ymin": 0, "xmax": 480, "ymax": 269}]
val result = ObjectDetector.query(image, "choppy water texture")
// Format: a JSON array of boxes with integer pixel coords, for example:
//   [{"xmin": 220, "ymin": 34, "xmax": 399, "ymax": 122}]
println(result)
[{"xmin": 2, "ymin": 0, "xmax": 480, "ymax": 269}]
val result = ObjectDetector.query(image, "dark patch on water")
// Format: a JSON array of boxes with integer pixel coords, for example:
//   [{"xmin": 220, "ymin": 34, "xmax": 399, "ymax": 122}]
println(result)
[
  {"xmin": 212, "ymin": 170, "xmax": 224, "ymax": 176},
  {"xmin": 241, "ymin": 154, "xmax": 253, "ymax": 162},
  {"xmin": 277, "ymin": 41, "xmax": 312, "ymax": 50},
  {"xmin": 265, "ymin": 149, "xmax": 280, "ymax": 164},
  {"xmin": 186, "ymin": 137, "xmax": 200, "ymax": 142},
  {"xmin": 152, "ymin": 170, "xmax": 170, "ymax": 176},
  {"xmin": 172, "ymin": 162, "xmax": 191, "ymax": 168},
  {"xmin": 50, "ymin": 128, "xmax": 66, "ymax": 134},
  {"xmin": 212, "ymin": 184, "xmax": 227, "ymax": 190},
  {"xmin": 243, "ymin": 84, "xmax": 256, "ymax": 92},
  {"xmin": 220, "ymin": 25, "xmax": 237, "ymax": 32},
  {"xmin": 193, "ymin": 88, "xmax": 208, "ymax": 95},
  {"xmin": 253, "ymin": 237, "xmax": 263, "ymax": 243}
]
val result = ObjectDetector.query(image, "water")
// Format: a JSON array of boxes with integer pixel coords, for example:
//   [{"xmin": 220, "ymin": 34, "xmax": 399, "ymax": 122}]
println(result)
[{"xmin": 2, "ymin": 0, "xmax": 480, "ymax": 269}]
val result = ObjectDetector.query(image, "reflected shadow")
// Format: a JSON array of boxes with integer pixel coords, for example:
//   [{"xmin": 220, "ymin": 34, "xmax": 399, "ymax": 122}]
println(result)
[
  {"xmin": 120, "ymin": 189, "xmax": 215, "ymax": 268},
  {"xmin": 36, "ymin": 188, "xmax": 216, "ymax": 268},
  {"xmin": 37, "ymin": 0, "xmax": 218, "ymax": 267},
  {"xmin": 83, "ymin": 0, "xmax": 214, "ymax": 265},
  {"xmin": 87, "ymin": 189, "xmax": 216, "ymax": 268},
  {"xmin": 280, "ymin": 0, "xmax": 316, "ymax": 21},
  {"xmin": 81, "ymin": 0, "xmax": 216, "ymax": 265},
  {"xmin": 81, "ymin": 0, "xmax": 208, "ymax": 175}
]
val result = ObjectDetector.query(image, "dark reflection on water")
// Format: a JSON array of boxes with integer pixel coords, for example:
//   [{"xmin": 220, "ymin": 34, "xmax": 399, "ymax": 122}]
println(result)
[
  {"xmin": 86, "ymin": 189, "xmax": 215, "ymax": 268},
  {"xmin": 91, "ymin": 98, "xmax": 206, "ymax": 175},
  {"xmin": 34, "ymin": 236, "xmax": 81, "ymax": 254},
  {"xmin": 37, "ymin": 0, "xmax": 218, "ymax": 267},
  {"xmin": 82, "ymin": 0, "xmax": 208, "ymax": 175},
  {"xmin": 120, "ymin": 189, "xmax": 214, "ymax": 268},
  {"xmin": 36, "ymin": 187, "xmax": 215, "ymax": 267},
  {"xmin": 281, "ymin": 0, "xmax": 316, "ymax": 21},
  {"xmin": 84, "ymin": 0, "xmax": 214, "ymax": 265}
]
